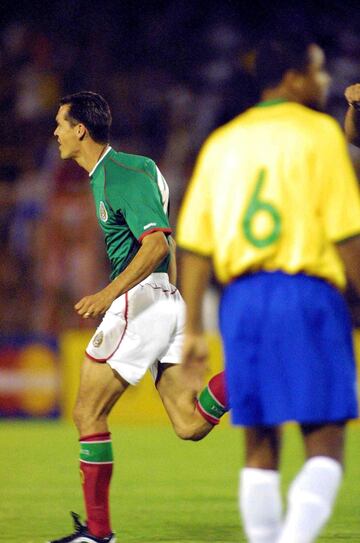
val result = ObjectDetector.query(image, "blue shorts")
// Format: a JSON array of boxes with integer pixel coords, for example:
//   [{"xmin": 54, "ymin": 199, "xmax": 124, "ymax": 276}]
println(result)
[{"xmin": 219, "ymin": 271, "xmax": 358, "ymax": 427}]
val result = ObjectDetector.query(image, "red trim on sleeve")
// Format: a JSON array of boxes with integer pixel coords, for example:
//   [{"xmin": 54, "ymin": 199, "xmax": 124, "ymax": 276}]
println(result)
[{"xmin": 138, "ymin": 227, "xmax": 172, "ymax": 243}]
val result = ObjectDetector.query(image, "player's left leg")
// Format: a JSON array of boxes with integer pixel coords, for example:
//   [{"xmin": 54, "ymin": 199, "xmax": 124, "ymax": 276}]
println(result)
[
  {"xmin": 156, "ymin": 363, "xmax": 228, "ymax": 441},
  {"xmin": 74, "ymin": 358, "xmax": 128, "ymax": 540},
  {"xmin": 277, "ymin": 422, "xmax": 345, "ymax": 543},
  {"xmin": 48, "ymin": 357, "xmax": 128, "ymax": 543}
]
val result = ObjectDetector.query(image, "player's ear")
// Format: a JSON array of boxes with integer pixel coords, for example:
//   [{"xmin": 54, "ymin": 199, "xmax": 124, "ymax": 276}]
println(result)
[
  {"xmin": 77, "ymin": 124, "xmax": 87, "ymax": 141},
  {"xmin": 284, "ymin": 70, "xmax": 305, "ymax": 94}
]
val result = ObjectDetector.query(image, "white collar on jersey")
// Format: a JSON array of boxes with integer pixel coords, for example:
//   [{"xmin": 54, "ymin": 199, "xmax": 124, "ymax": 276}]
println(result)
[{"xmin": 89, "ymin": 145, "xmax": 112, "ymax": 177}]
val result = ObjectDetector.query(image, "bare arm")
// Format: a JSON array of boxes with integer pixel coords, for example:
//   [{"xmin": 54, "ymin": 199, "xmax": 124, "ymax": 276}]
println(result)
[
  {"xmin": 178, "ymin": 250, "xmax": 212, "ymax": 370},
  {"xmin": 75, "ymin": 231, "xmax": 169, "ymax": 318},
  {"xmin": 344, "ymin": 84, "xmax": 360, "ymax": 148},
  {"xmin": 336, "ymin": 234, "xmax": 360, "ymax": 296},
  {"xmin": 167, "ymin": 236, "xmax": 177, "ymax": 285},
  {"xmin": 179, "ymin": 250, "xmax": 212, "ymax": 334}
]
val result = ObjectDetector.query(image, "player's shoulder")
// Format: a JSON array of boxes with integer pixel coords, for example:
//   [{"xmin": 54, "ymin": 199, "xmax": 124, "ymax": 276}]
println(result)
[
  {"xmin": 210, "ymin": 106, "xmax": 265, "ymax": 141},
  {"xmin": 200, "ymin": 114, "xmax": 245, "ymax": 153},
  {"xmin": 105, "ymin": 148, "xmax": 157, "ymax": 180},
  {"xmin": 215, "ymin": 112, "xmax": 247, "ymax": 137},
  {"xmin": 292, "ymin": 104, "xmax": 342, "ymax": 134}
]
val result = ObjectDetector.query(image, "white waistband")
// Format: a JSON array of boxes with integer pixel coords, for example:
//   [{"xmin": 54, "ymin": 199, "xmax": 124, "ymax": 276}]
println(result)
[{"xmin": 140, "ymin": 272, "xmax": 170, "ymax": 287}]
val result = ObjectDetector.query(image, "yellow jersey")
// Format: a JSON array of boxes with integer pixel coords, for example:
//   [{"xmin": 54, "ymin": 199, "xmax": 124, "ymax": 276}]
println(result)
[{"xmin": 177, "ymin": 99, "xmax": 360, "ymax": 288}]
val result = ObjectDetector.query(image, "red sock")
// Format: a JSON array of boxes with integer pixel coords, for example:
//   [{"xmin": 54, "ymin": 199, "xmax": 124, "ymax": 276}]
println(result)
[
  {"xmin": 208, "ymin": 371, "xmax": 228, "ymax": 408},
  {"xmin": 196, "ymin": 371, "xmax": 229, "ymax": 425},
  {"xmin": 79, "ymin": 432, "xmax": 113, "ymax": 538}
]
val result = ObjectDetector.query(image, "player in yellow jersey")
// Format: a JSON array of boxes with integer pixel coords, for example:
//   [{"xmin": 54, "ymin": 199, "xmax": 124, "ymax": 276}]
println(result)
[
  {"xmin": 345, "ymin": 83, "xmax": 360, "ymax": 147},
  {"xmin": 177, "ymin": 38, "xmax": 360, "ymax": 543}
]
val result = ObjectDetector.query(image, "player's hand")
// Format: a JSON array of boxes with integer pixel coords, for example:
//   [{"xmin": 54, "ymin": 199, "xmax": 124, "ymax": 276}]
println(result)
[
  {"xmin": 181, "ymin": 332, "xmax": 209, "ymax": 389},
  {"xmin": 345, "ymin": 83, "xmax": 360, "ymax": 106},
  {"xmin": 74, "ymin": 287, "xmax": 116, "ymax": 318},
  {"xmin": 181, "ymin": 332, "xmax": 209, "ymax": 367}
]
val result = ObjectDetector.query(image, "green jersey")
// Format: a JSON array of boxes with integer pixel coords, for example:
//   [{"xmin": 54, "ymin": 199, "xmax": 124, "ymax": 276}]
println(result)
[{"xmin": 90, "ymin": 147, "xmax": 172, "ymax": 280}]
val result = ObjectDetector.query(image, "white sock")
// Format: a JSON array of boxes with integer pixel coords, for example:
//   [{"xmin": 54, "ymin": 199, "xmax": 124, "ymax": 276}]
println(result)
[
  {"xmin": 240, "ymin": 468, "xmax": 282, "ymax": 543},
  {"xmin": 277, "ymin": 456, "xmax": 342, "ymax": 543}
]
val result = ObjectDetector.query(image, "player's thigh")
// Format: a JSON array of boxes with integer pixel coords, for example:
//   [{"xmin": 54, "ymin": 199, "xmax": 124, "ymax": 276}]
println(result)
[
  {"xmin": 91, "ymin": 281, "xmax": 180, "ymax": 386},
  {"xmin": 75, "ymin": 357, "xmax": 129, "ymax": 419},
  {"xmin": 244, "ymin": 425, "xmax": 282, "ymax": 470},
  {"xmin": 301, "ymin": 422, "xmax": 346, "ymax": 464}
]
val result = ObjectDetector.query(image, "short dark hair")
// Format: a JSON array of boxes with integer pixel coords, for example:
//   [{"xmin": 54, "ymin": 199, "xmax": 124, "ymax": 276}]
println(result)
[
  {"xmin": 254, "ymin": 37, "xmax": 312, "ymax": 92},
  {"xmin": 59, "ymin": 91, "xmax": 112, "ymax": 143}
]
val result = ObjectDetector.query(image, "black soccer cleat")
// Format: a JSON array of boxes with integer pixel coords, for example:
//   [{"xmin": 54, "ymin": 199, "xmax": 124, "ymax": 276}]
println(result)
[{"xmin": 47, "ymin": 512, "xmax": 116, "ymax": 543}]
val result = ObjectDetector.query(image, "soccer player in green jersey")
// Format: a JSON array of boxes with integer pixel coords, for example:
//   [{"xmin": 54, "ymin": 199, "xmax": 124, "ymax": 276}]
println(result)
[
  {"xmin": 48, "ymin": 92, "xmax": 227, "ymax": 543},
  {"xmin": 178, "ymin": 39, "xmax": 360, "ymax": 543},
  {"xmin": 345, "ymin": 83, "xmax": 360, "ymax": 147}
]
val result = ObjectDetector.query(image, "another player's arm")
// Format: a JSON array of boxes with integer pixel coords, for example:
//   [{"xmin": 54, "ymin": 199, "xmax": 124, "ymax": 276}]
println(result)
[
  {"xmin": 167, "ymin": 235, "xmax": 177, "ymax": 285},
  {"xmin": 75, "ymin": 231, "xmax": 169, "ymax": 318},
  {"xmin": 179, "ymin": 250, "xmax": 212, "ymax": 365},
  {"xmin": 336, "ymin": 235, "xmax": 360, "ymax": 296},
  {"xmin": 176, "ymin": 135, "xmax": 217, "ymax": 368},
  {"xmin": 321, "ymin": 117, "xmax": 360, "ymax": 294},
  {"xmin": 344, "ymin": 84, "xmax": 360, "ymax": 147}
]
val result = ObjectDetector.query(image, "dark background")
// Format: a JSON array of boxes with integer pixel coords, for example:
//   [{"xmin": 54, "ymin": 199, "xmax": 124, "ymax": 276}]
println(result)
[{"xmin": 0, "ymin": 0, "xmax": 359, "ymax": 334}]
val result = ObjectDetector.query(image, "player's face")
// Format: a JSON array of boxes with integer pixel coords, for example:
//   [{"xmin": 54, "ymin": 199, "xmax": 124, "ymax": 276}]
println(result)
[
  {"xmin": 301, "ymin": 45, "xmax": 331, "ymax": 109},
  {"xmin": 54, "ymin": 105, "xmax": 81, "ymax": 159}
]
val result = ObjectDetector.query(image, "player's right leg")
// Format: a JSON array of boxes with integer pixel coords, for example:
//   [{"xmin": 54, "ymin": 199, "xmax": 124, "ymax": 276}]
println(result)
[
  {"xmin": 153, "ymin": 276, "xmax": 228, "ymax": 440},
  {"xmin": 277, "ymin": 422, "xmax": 345, "ymax": 543},
  {"xmin": 47, "ymin": 357, "xmax": 128, "ymax": 543},
  {"xmin": 155, "ymin": 363, "xmax": 228, "ymax": 440},
  {"xmin": 273, "ymin": 277, "xmax": 357, "ymax": 543}
]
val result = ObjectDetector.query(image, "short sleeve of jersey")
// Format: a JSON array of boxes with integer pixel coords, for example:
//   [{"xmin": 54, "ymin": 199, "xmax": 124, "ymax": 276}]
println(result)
[
  {"xmin": 177, "ymin": 136, "xmax": 216, "ymax": 255},
  {"xmin": 105, "ymin": 159, "xmax": 172, "ymax": 241},
  {"xmin": 320, "ymin": 118, "xmax": 360, "ymax": 242}
]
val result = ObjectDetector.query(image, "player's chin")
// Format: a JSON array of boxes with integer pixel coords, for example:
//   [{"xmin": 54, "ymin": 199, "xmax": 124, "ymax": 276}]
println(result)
[{"xmin": 59, "ymin": 147, "xmax": 71, "ymax": 160}]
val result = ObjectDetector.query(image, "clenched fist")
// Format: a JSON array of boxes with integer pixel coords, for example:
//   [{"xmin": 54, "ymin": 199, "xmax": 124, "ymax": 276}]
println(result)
[{"xmin": 345, "ymin": 83, "xmax": 360, "ymax": 108}]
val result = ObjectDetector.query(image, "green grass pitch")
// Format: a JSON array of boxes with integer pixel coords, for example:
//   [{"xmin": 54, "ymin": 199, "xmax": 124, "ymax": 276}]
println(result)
[{"xmin": 0, "ymin": 421, "xmax": 359, "ymax": 542}]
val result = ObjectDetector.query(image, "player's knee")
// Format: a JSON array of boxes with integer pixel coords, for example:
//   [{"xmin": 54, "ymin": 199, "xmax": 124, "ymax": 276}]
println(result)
[
  {"xmin": 173, "ymin": 421, "xmax": 208, "ymax": 441},
  {"xmin": 174, "ymin": 426, "xmax": 200, "ymax": 441}
]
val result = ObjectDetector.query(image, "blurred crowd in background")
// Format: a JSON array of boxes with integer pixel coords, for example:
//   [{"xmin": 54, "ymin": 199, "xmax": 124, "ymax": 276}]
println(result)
[{"xmin": 1, "ymin": 0, "xmax": 360, "ymax": 336}]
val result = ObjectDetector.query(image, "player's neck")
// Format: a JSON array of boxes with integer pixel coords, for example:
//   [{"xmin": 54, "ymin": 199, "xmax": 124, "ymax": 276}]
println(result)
[
  {"xmin": 261, "ymin": 87, "xmax": 298, "ymax": 104},
  {"xmin": 75, "ymin": 142, "xmax": 110, "ymax": 173}
]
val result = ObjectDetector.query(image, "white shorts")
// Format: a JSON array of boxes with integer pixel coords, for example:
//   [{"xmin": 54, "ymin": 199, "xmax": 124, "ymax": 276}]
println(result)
[{"xmin": 86, "ymin": 273, "xmax": 185, "ymax": 385}]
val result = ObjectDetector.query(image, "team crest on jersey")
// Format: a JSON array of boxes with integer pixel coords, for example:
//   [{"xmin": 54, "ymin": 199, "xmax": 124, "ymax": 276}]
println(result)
[
  {"xmin": 99, "ymin": 201, "xmax": 108, "ymax": 222},
  {"xmin": 92, "ymin": 331, "xmax": 104, "ymax": 348}
]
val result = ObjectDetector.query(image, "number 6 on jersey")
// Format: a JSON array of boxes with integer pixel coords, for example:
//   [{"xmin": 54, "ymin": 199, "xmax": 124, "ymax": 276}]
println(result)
[{"xmin": 242, "ymin": 168, "xmax": 282, "ymax": 248}]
